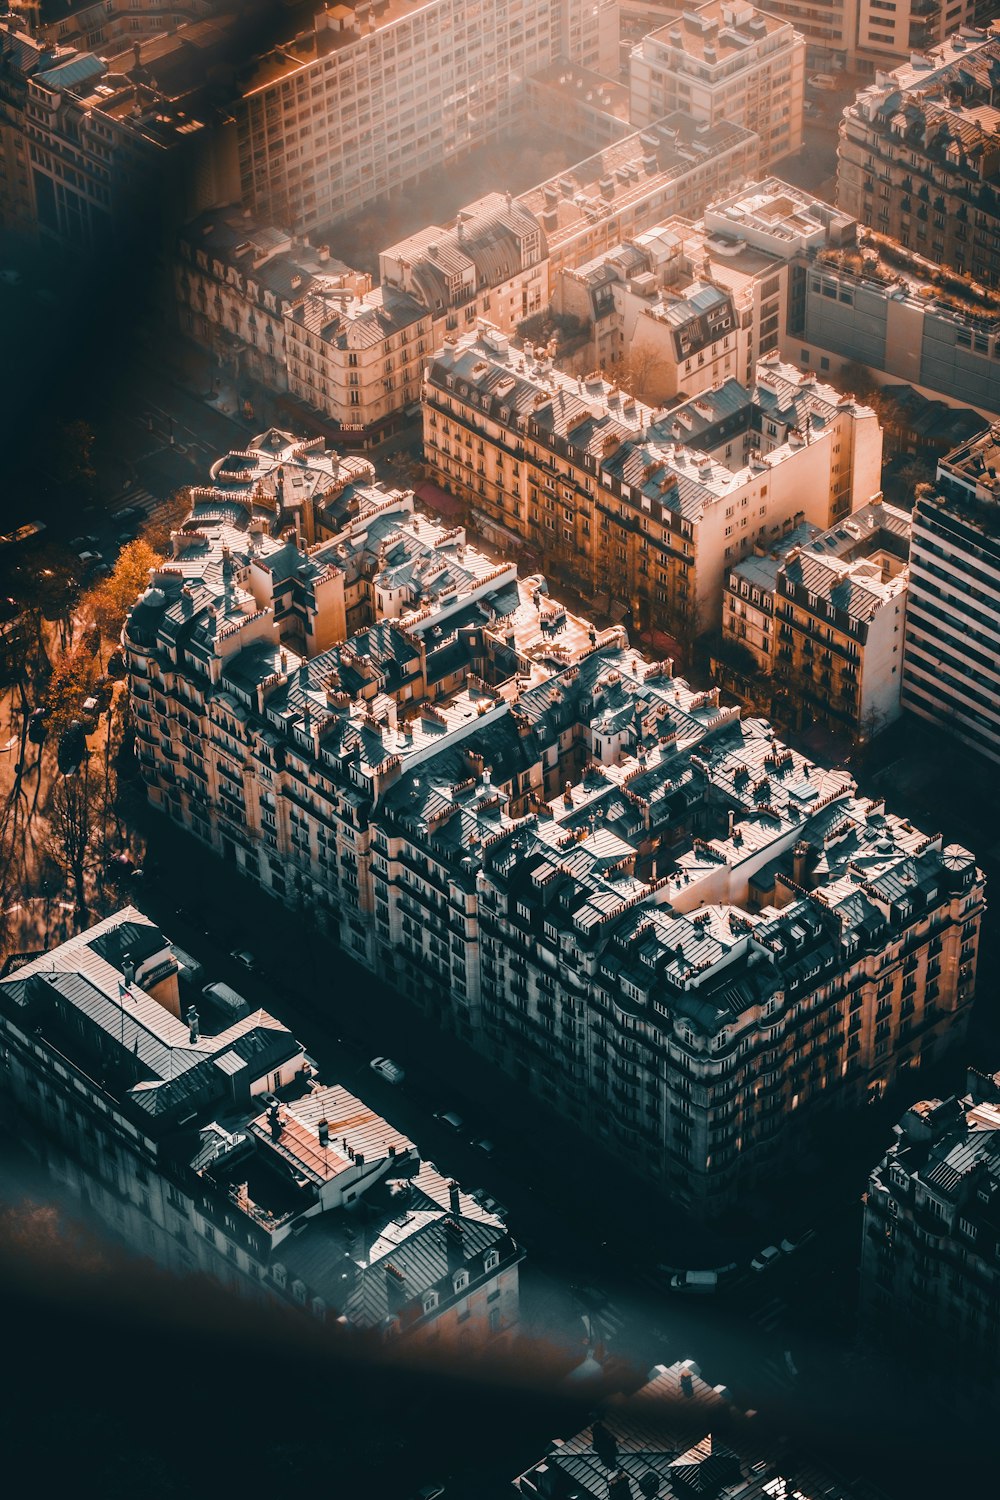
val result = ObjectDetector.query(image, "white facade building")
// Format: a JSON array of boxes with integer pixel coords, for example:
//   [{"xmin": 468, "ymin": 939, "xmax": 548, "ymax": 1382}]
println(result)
[{"xmin": 630, "ymin": 1, "xmax": 806, "ymax": 168}]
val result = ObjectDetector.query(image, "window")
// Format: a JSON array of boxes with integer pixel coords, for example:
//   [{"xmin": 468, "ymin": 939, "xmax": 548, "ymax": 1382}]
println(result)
[
  {"xmin": 484, "ymin": 1250, "xmax": 500, "ymax": 1273},
  {"xmin": 453, "ymin": 1269, "xmax": 469, "ymax": 1294},
  {"xmin": 422, "ymin": 1290, "xmax": 440, "ymax": 1314},
  {"xmin": 489, "ymin": 1307, "xmax": 502, "ymax": 1335}
]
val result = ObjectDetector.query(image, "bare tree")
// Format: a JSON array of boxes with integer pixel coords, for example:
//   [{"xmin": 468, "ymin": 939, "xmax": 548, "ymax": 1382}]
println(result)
[
  {"xmin": 45, "ymin": 758, "xmax": 104, "ymax": 920},
  {"xmin": 600, "ymin": 346, "xmax": 669, "ymax": 404}
]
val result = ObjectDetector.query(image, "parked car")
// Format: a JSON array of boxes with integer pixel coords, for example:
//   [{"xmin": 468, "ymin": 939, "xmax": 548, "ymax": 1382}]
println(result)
[
  {"xmin": 370, "ymin": 1056, "xmax": 405, "ymax": 1085},
  {"xmin": 669, "ymin": 1270, "xmax": 719, "ymax": 1294},
  {"xmin": 77, "ymin": 550, "xmax": 102, "ymax": 568},
  {"xmin": 751, "ymin": 1245, "xmax": 782, "ymax": 1272},
  {"xmin": 807, "ymin": 72, "xmax": 837, "ymax": 90},
  {"xmin": 0, "ymin": 596, "xmax": 20, "ymax": 623},
  {"xmin": 116, "ymin": 505, "xmax": 143, "ymax": 526},
  {"xmin": 56, "ymin": 719, "xmax": 87, "ymax": 773},
  {"xmin": 231, "ymin": 948, "xmax": 256, "ymax": 971},
  {"xmin": 28, "ymin": 707, "xmax": 47, "ymax": 743},
  {"xmin": 70, "ymin": 535, "xmax": 99, "ymax": 552},
  {"xmin": 435, "ymin": 1110, "xmax": 464, "ymax": 1132},
  {"xmin": 117, "ymin": 530, "xmax": 138, "ymax": 547},
  {"xmin": 780, "ymin": 1230, "xmax": 817, "ymax": 1256},
  {"xmin": 471, "ymin": 1137, "xmax": 496, "ymax": 1157}
]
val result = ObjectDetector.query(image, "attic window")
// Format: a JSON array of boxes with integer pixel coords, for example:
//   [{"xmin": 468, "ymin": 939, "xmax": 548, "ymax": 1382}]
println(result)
[
  {"xmin": 422, "ymin": 1290, "xmax": 440, "ymax": 1314},
  {"xmin": 453, "ymin": 1269, "xmax": 470, "ymax": 1293},
  {"xmin": 484, "ymin": 1249, "xmax": 500, "ymax": 1273}
]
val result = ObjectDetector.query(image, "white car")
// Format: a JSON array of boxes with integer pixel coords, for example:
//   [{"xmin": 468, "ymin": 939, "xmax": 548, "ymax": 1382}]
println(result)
[
  {"xmin": 78, "ymin": 550, "xmax": 103, "ymax": 568},
  {"xmin": 370, "ymin": 1055, "xmax": 405, "ymax": 1085},
  {"xmin": 807, "ymin": 72, "xmax": 837, "ymax": 90},
  {"xmin": 751, "ymin": 1245, "xmax": 781, "ymax": 1272}
]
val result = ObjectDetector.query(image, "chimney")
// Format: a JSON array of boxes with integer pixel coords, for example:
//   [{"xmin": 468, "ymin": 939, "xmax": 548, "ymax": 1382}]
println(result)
[
  {"xmin": 448, "ymin": 1179, "xmax": 461, "ymax": 1215},
  {"xmin": 268, "ymin": 1102, "xmax": 283, "ymax": 1141},
  {"xmin": 608, "ymin": 1474, "xmax": 633, "ymax": 1500},
  {"xmin": 727, "ymin": 810, "xmax": 735, "ymax": 838},
  {"xmin": 563, "ymin": 780, "xmax": 574, "ymax": 809},
  {"xmin": 122, "ymin": 951, "xmax": 134, "ymax": 987},
  {"xmin": 318, "ymin": 1118, "xmax": 329, "ymax": 1147},
  {"xmin": 793, "ymin": 839, "xmax": 809, "ymax": 886},
  {"xmin": 680, "ymin": 1370, "xmax": 694, "ymax": 1397},
  {"xmin": 186, "ymin": 1006, "xmax": 200, "ymax": 1043}
]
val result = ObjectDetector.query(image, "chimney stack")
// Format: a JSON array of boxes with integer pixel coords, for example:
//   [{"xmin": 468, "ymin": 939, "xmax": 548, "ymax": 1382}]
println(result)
[
  {"xmin": 680, "ymin": 1370, "xmax": 694, "ymax": 1397},
  {"xmin": 268, "ymin": 1102, "xmax": 282, "ymax": 1141},
  {"xmin": 122, "ymin": 952, "xmax": 135, "ymax": 987},
  {"xmin": 448, "ymin": 1179, "xmax": 461, "ymax": 1215},
  {"xmin": 186, "ymin": 1006, "xmax": 199, "ymax": 1043},
  {"xmin": 318, "ymin": 1118, "xmax": 329, "ymax": 1147}
]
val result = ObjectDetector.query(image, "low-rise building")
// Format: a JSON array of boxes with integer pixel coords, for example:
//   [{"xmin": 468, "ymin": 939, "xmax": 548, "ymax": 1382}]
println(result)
[
  {"xmin": 902, "ymin": 426, "xmax": 1000, "ymax": 764},
  {"xmin": 718, "ymin": 499, "xmax": 910, "ymax": 739},
  {"xmin": 423, "ymin": 329, "xmax": 882, "ymax": 637},
  {"xmin": 860, "ymin": 1067, "xmax": 1000, "ymax": 1415},
  {"xmin": 0, "ymin": 907, "xmax": 521, "ymax": 1347},
  {"xmin": 524, "ymin": 61, "xmax": 634, "ymax": 154},
  {"xmin": 123, "ymin": 435, "xmax": 983, "ymax": 1214},
  {"xmin": 837, "ymin": 29, "xmax": 1000, "ymax": 289},
  {"xmin": 629, "ymin": 1, "xmax": 805, "ymax": 168}
]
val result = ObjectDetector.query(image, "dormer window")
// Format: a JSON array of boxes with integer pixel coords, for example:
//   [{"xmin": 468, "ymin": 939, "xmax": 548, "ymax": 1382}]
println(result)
[
  {"xmin": 422, "ymin": 1290, "xmax": 440, "ymax": 1315},
  {"xmin": 271, "ymin": 1262, "xmax": 287, "ymax": 1289},
  {"xmin": 484, "ymin": 1250, "xmax": 500, "ymax": 1274},
  {"xmin": 453, "ymin": 1269, "xmax": 470, "ymax": 1294}
]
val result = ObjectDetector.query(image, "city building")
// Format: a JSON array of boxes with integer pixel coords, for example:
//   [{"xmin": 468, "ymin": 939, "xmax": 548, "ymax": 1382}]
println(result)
[
  {"xmin": 902, "ymin": 426, "xmax": 1000, "ymax": 765},
  {"xmin": 34, "ymin": 0, "xmax": 217, "ymax": 53},
  {"xmin": 629, "ymin": 1, "xmax": 805, "ymax": 169},
  {"xmin": 793, "ymin": 233, "xmax": 1000, "ymax": 420},
  {"xmin": 837, "ymin": 28, "xmax": 1000, "ymax": 289},
  {"xmin": 0, "ymin": 907, "xmax": 521, "ymax": 1347},
  {"xmin": 231, "ymin": 0, "xmax": 613, "ymax": 234},
  {"xmin": 284, "ymin": 282, "xmax": 432, "ymax": 444},
  {"xmin": 717, "ymin": 498, "xmax": 911, "ymax": 739},
  {"xmin": 423, "ymin": 328, "xmax": 882, "ymax": 637},
  {"xmin": 0, "ymin": 14, "xmax": 235, "ymax": 247},
  {"xmin": 123, "ymin": 433, "xmax": 982, "ymax": 1213},
  {"xmin": 860, "ymin": 1066, "xmax": 1000, "ymax": 1416},
  {"xmin": 515, "ymin": 1356, "xmax": 891, "ymax": 1497},
  {"xmin": 517, "ymin": 113, "xmax": 761, "ymax": 284},
  {"xmin": 379, "ymin": 191, "xmax": 548, "ymax": 343},
  {"xmin": 524, "ymin": 61, "xmax": 634, "ymax": 154},
  {"xmin": 759, "ymin": 0, "xmax": 989, "ymax": 74},
  {"xmin": 175, "ymin": 207, "xmax": 372, "ymax": 397}
]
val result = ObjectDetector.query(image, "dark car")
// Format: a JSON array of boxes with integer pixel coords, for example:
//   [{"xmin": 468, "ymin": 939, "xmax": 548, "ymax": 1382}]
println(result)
[
  {"xmin": 0, "ymin": 596, "xmax": 20, "ymax": 623},
  {"xmin": 56, "ymin": 719, "xmax": 87, "ymax": 773},
  {"xmin": 27, "ymin": 706, "xmax": 47, "ymax": 744}
]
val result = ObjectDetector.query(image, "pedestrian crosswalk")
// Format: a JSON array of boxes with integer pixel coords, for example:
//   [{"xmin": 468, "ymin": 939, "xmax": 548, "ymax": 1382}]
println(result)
[
  {"xmin": 749, "ymin": 1296, "xmax": 785, "ymax": 1334},
  {"xmin": 758, "ymin": 1353, "xmax": 797, "ymax": 1391},
  {"xmin": 107, "ymin": 488, "xmax": 158, "ymax": 518}
]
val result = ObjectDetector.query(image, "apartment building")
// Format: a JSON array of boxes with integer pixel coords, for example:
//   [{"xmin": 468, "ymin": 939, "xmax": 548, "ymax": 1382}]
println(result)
[
  {"xmin": 629, "ymin": 1, "xmax": 805, "ymax": 168},
  {"xmin": 552, "ymin": 214, "xmax": 793, "ymax": 400},
  {"xmin": 35, "ymin": 0, "xmax": 216, "ymax": 52},
  {"xmin": 902, "ymin": 426, "xmax": 1000, "ymax": 765},
  {"xmin": 517, "ymin": 112, "xmax": 761, "ymax": 284},
  {"xmin": 0, "ymin": 908, "xmax": 522, "ymax": 1345},
  {"xmin": 515, "ymin": 1357, "xmax": 891, "ymax": 1499},
  {"xmin": 379, "ymin": 191, "xmax": 548, "ymax": 342},
  {"xmin": 837, "ymin": 29, "xmax": 1000, "ymax": 289},
  {"xmin": 284, "ymin": 284, "xmax": 432, "ymax": 443},
  {"xmin": 176, "ymin": 207, "xmax": 372, "ymax": 395},
  {"xmin": 423, "ymin": 328, "xmax": 881, "ymax": 636},
  {"xmin": 718, "ymin": 499, "xmax": 910, "ymax": 738},
  {"xmin": 0, "ymin": 14, "xmax": 234, "ymax": 246},
  {"xmin": 124, "ymin": 431, "xmax": 982, "ymax": 1213},
  {"xmin": 860, "ymin": 1066, "xmax": 1000, "ymax": 1415},
  {"xmin": 760, "ymin": 0, "xmax": 988, "ymax": 73},
  {"xmin": 232, "ymin": 0, "xmax": 606, "ymax": 234},
  {"xmin": 524, "ymin": 61, "xmax": 634, "ymax": 154}
]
